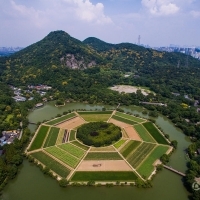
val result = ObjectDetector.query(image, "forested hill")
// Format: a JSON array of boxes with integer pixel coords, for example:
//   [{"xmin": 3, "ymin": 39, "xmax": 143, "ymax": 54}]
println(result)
[
  {"xmin": 83, "ymin": 37, "xmax": 200, "ymax": 71},
  {"xmin": 0, "ymin": 30, "xmax": 200, "ymax": 96}
]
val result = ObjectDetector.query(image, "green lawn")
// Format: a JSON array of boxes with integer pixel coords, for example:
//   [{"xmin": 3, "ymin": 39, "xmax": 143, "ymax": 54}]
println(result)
[
  {"xmin": 43, "ymin": 127, "xmax": 60, "ymax": 148},
  {"xmin": 77, "ymin": 111, "xmax": 113, "ymax": 115},
  {"xmin": 45, "ymin": 146, "xmax": 79, "ymax": 168},
  {"xmin": 29, "ymin": 125, "xmax": 49, "ymax": 151},
  {"xmin": 71, "ymin": 141, "xmax": 90, "ymax": 151},
  {"xmin": 127, "ymin": 143, "xmax": 156, "ymax": 168},
  {"xmin": 84, "ymin": 152, "xmax": 123, "ymax": 160},
  {"xmin": 115, "ymin": 112, "xmax": 145, "ymax": 123},
  {"xmin": 58, "ymin": 143, "xmax": 85, "ymax": 158},
  {"xmin": 78, "ymin": 114, "xmax": 111, "ymax": 122},
  {"xmin": 71, "ymin": 171, "xmax": 138, "ymax": 181},
  {"xmin": 120, "ymin": 140, "xmax": 141, "ymax": 158},
  {"xmin": 112, "ymin": 115, "xmax": 138, "ymax": 125},
  {"xmin": 113, "ymin": 139, "xmax": 127, "ymax": 149},
  {"xmin": 31, "ymin": 151, "xmax": 70, "ymax": 177},
  {"xmin": 143, "ymin": 122, "xmax": 169, "ymax": 145},
  {"xmin": 69, "ymin": 130, "xmax": 76, "ymax": 141},
  {"xmin": 45, "ymin": 113, "xmax": 76, "ymax": 125},
  {"xmin": 56, "ymin": 129, "xmax": 65, "ymax": 145},
  {"xmin": 137, "ymin": 145, "xmax": 170, "ymax": 178},
  {"xmin": 134, "ymin": 124, "xmax": 156, "ymax": 143}
]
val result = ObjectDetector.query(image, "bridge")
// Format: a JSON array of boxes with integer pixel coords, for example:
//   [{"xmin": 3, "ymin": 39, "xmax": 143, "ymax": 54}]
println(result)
[{"xmin": 163, "ymin": 165, "xmax": 185, "ymax": 177}]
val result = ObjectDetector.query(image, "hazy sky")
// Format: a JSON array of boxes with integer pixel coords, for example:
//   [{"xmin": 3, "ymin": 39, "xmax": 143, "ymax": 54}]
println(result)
[{"xmin": 0, "ymin": 0, "xmax": 200, "ymax": 47}]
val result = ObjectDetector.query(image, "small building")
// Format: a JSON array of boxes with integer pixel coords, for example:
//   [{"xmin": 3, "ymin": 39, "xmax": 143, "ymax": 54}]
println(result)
[
  {"xmin": 35, "ymin": 103, "xmax": 44, "ymax": 108},
  {"xmin": 13, "ymin": 96, "xmax": 26, "ymax": 102}
]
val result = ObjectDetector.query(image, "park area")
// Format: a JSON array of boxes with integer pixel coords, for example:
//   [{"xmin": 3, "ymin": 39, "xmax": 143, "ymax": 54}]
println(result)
[{"xmin": 27, "ymin": 111, "xmax": 172, "ymax": 182}]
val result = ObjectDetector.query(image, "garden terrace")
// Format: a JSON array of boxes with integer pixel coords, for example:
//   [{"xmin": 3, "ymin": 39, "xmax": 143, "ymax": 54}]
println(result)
[
  {"xmin": 143, "ymin": 122, "xmax": 169, "ymax": 145},
  {"xmin": 27, "ymin": 111, "xmax": 172, "ymax": 182},
  {"xmin": 28, "ymin": 125, "xmax": 49, "ymax": 151},
  {"xmin": 45, "ymin": 113, "xmax": 76, "ymax": 125},
  {"xmin": 31, "ymin": 151, "xmax": 71, "ymax": 178}
]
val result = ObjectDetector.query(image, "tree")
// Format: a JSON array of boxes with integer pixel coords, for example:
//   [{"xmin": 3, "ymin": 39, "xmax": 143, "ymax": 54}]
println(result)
[
  {"xmin": 160, "ymin": 154, "xmax": 169, "ymax": 164},
  {"xmin": 171, "ymin": 140, "xmax": 178, "ymax": 149},
  {"xmin": 59, "ymin": 178, "xmax": 69, "ymax": 187}
]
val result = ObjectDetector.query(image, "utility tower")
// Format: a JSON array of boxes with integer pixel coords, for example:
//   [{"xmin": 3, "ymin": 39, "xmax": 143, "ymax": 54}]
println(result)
[
  {"xmin": 138, "ymin": 35, "xmax": 141, "ymax": 45},
  {"xmin": 177, "ymin": 60, "xmax": 180, "ymax": 68}
]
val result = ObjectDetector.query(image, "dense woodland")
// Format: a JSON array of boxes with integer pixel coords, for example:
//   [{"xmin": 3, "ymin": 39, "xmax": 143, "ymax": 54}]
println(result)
[{"xmin": 0, "ymin": 30, "xmax": 200, "ymax": 198}]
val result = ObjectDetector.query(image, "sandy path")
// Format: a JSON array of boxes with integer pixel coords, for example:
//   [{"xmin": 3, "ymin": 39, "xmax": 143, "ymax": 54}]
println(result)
[
  {"xmin": 76, "ymin": 160, "xmax": 132, "ymax": 171},
  {"xmin": 56, "ymin": 117, "xmax": 85, "ymax": 129},
  {"xmin": 124, "ymin": 126, "xmax": 142, "ymax": 141}
]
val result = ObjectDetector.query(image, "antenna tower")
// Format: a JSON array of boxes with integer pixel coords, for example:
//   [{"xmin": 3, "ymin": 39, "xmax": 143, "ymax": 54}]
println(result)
[{"xmin": 138, "ymin": 35, "xmax": 141, "ymax": 45}]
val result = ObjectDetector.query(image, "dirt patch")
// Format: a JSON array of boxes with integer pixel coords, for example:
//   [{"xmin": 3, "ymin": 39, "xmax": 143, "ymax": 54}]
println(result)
[
  {"xmin": 77, "ymin": 160, "xmax": 132, "ymax": 171},
  {"xmin": 123, "ymin": 126, "xmax": 142, "ymax": 141},
  {"xmin": 110, "ymin": 85, "xmax": 149, "ymax": 96},
  {"xmin": 109, "ymin": 118, "xmax": 131, "ymax": 128},
  {"xmin": 56, "ymin": 117, "xmax": 85, "ymax": 130}
]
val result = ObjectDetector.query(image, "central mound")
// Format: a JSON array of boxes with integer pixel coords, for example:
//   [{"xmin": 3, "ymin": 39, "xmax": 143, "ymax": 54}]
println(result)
[{"xmin": 77, "ymin": 122, "xmax": 122, "ymax": 147}]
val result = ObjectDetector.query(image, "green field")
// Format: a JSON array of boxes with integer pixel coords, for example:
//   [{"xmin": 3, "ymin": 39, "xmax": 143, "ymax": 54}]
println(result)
[
  {"xmin": 56, "ymin": 129, "xmax": 65, "ymax": 145},
  {"xmin": 43, "ymin": 127, "xmax": 60, "ymax": 148},
  {"xmin": 127, "ymin": 143, "xmax": 156, "ymax": 168},
  {"xmin": 143, "ymin": 122, "xmax": 169, "ymax": 145},
  {"xmin": 31, "ymin": 151, "xmax": 70, "ymax": 177},
  {"xmin": 84, "ymin": 152, "xmax": 123, "ymax": 160},
  {"xmin": 90, "ymin": 146, "xmax": 116, "ymax": 151},
  {"xmin": 71, "ymin": 141, "xmax": 90, "ymax": 151},
  {"xmin": 29, "ymin": 125, "xmax": 49, "ymax": 151},
  {"xmin": 112, "ymin": 115, "xmax": 138, "ymax": 125},
  {"xmin": 134, "ymin": 124, "xmax": 156, "ymax": 143},
  {"xmin": 69, "ymin": 130, "xmax": 76, "ymax": 141},
  {"xmin": 78, "ymin": 114, "xmax": 111, "ymax": 122},
  {"xmin": 45, "ymin": 113, "xmax": 76, "ymax": 125},
  {"xmin": 77, "ymin": 111, "xmax": 113, "ymax": 115},
  {"xmin": 71, "ymin": 171, "xmax": 138, "ymax": 181},
  {"xmin": 137, "ymin": 145, "xmax": 170, "ymax": 178},
  {"xmin": 58, "ymin": 143, "xmax": 85, "ymax": 158},
  {"xmin": 120, "ymin": 140, "xmax": 141, "ymax": 158},
  {"xmin": 45, "ymin": 146, "xmax": 79, "ymax": 168},
  {"xmin": 115, "ymin": 112, "xmax": 146, "ymax": 123},
  {"xmin": 113, "ymin": 139, "xmax": 127, "ymax": 149}
]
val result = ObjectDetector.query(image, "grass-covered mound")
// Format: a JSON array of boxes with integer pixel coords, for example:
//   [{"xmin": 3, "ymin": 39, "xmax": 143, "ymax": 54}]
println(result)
[{"xmin": 77, "ymin": 122, "xmax": 122, "ymax": 147}]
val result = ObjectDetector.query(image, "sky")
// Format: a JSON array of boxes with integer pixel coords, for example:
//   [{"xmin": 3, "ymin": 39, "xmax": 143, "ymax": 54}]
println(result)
[{"xmin": 0, "ymin": 0, "xmax": 200, "ymax": 47}]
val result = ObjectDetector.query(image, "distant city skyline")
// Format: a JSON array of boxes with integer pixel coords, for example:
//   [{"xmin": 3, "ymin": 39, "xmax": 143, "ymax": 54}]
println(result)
[{"xmin": 0, "ymin": 0, "xmax": 200, "ymax": 47}]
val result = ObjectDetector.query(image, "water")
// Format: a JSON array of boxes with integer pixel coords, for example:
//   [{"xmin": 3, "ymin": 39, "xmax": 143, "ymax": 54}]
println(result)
[{"xmin": 2, "ymin": 103, "xmax": 191, "ymax": 200}]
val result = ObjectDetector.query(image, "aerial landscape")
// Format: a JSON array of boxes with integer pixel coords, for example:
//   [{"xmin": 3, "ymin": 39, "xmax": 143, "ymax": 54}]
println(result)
[{"xmin": 0, "ymin": 0, "xmax": 200, "ymax": 200}]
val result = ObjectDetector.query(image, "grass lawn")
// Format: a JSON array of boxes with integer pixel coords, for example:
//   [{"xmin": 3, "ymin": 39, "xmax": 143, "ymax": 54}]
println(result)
[
  {"xmin": 77, "ymin": 111, "xmax": 113, "ymax": 115},
  {"xmin": 143, "ymin": 122, "xmax": 169, "ymax": 145},
  {"xmin": 31, "ymin": 151, "xmax": 70, "ymax": 177},
  {"xmin": 113, "ymin": 139, "xmax": 127, "ymax": 149},
  {"xmin": 127, "ymin": 143, "xmax": 156, "ymax": 168},
  {"xmin": 71, "ymin": 141, "xmax": 90, "ymax": 151},
  {"xmin": 56, "ymin": 129, "xmax": 65, "ymax": 145},
  {"xmin": 112, "ymin": 115, "xmax": 138, "ymax": 125},
  {"xmin": 43, "ymin": 127, "xmax": 60, "ymax": 148},
  {"xmin": 84, "ymin": 152, "xmax": 123, "ymax": 160},
  {"xmin": 120, "ymin": 140, "xmax": 141, "ymax": 158},
  {"xmin": 29, "ymin": 125, "xmax": 49, "ymax": 151},
  {"xmin": 134, "ymin": 124, "xmax": 156, "ymax": 143},
  {"xmin": 71, "ymin": 171, "xmax": 138, "ymax": 181},
  {"xmin": 58, "ymin": 143, "xmax": 85, "ymax": 158},
  {"xmin": 45, "ymin": 113, "xmax": 76, "ymax": 125},
  {"xmin": 137, "ymin": 145, "xmax": 170, "ymax": 178},
  {"xmin": 45, "ymin": 146, "xmax": 79, "ymax": 168},
  {"xmin": 69, "ymin": 130, "xmax": 76, "ymax": 141},
  {"xmin": 115, "ymin": 112, "xmax": 145, "ymax": 123},
  {"xmin": 78, "ymin": 114, "xmax": 111, "ymax": 122}
]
